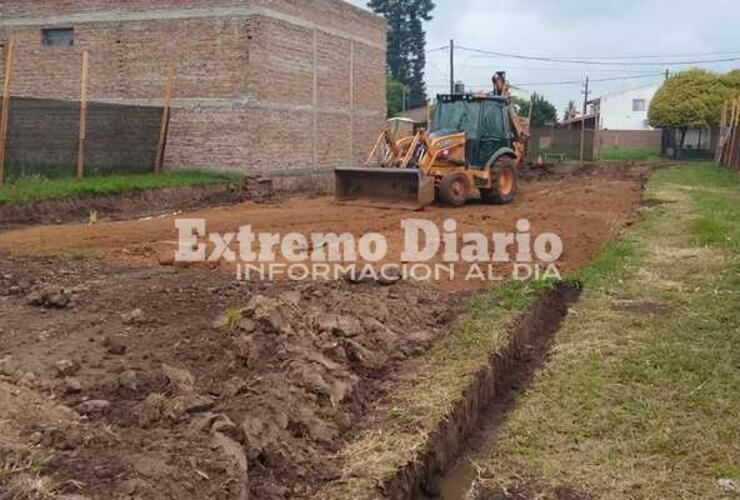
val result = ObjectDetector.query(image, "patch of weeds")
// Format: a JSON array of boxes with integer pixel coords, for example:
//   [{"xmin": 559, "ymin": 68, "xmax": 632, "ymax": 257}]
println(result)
[
  {"xmin": 574, "ymin": 238, "xmax": 639, "ymax": 288},
  {"xmin": 214, "ymin": 307, "xmax": 243, "ymax": 333},
  {"xmin": 0, "ymin": 448, "xmax": 58, "ymax": 499},
  {"xmin": 690, "ymin": 190, "xmax": 740, "ymax": 251},
  {"xmin": 0, "ymin": 170, "xmax": 242, "ymax": 205},
  {"xmin": 652, "ymin": 162, "xmax": 739, "ymax": 189},
  {"xmin": 65, "ymin": 249, "xmax": 101, "ymax": 261},
  {"xmin": 599, "ymin": 147, "xmax": 665, "ymax": 161}
]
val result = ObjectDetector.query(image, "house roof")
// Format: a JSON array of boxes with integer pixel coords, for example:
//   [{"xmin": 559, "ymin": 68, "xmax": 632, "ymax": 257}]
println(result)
[{"xmin": 560, "ymin": 113, "xmax": 598, "ymax": 126}]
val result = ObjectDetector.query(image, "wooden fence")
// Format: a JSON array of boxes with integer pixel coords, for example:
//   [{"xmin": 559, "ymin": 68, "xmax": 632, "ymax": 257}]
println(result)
[{"xmin": 716, "ymin": 96, "xmax": 740, "ymax": 169}]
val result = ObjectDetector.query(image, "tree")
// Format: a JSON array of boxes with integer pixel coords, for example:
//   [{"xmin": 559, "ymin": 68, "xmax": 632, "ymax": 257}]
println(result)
[
  {"xmin": 386, "ymin": 78, "xmax": 406, "ymax": 117},
  {"xmin": 368, "ymin": 0, "xmax": 435, "ymax": 109},
  {"xmin": 513, "ymin": 93, "xmax": 558, "ymax": 127},
  {"xmin": 510, "ymin": 95, "xmax": 530, "ymax": 117},
  {"xmin": 563, "ymin": 100, "xmax": 577, "ymax": 120},
  {"xmin": 720, "ymin": 69, "xmax": 740, "ymax": 95},
  {"xmin": 649, "ymin": 69, "xmax": 728, "ymax": 157}
]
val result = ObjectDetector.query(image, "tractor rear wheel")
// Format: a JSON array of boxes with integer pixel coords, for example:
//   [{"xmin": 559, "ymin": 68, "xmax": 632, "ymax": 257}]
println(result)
[
  {"xmin": 438, "ymin": 173, "xmax": 470, "ymax": 207},
  {"xmin": 481, "ymin": 157, "xmax": 518, "ymax": 205}
]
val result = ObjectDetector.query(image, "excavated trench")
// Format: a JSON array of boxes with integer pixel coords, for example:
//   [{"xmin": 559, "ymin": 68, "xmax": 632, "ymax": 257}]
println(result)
[{"xmin": 381, "ymin": 282, "xmax": 582, "ymax": 500}]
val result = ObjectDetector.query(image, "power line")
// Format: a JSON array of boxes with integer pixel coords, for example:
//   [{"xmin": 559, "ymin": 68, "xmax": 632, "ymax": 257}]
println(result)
[
  {"xmin": 454, "ymin": 45, "xmax": 740, "ymax": 66},
  {"xmin": 427, "ymin": 72, "xmax": 665, "ymax": 89},
  {"xmin": 425, "ymin": 45, "xmax": 450, "ymax": 54},
  {"xmin": 515, "ymin": 72, "xmax": 665, "ymax": 86}
]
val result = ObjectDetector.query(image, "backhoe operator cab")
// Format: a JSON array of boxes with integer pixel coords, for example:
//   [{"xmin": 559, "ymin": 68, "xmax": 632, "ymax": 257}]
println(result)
[{"xmin": 427, "ymin": 94, "xmax": 519, "ymax": 206}]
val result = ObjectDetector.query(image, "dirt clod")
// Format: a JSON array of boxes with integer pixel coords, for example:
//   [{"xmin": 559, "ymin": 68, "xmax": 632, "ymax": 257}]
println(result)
[
  {"xmin": 0, "ymin": 356, "xmax": 18, "ymax": 377},
  {"xmin": 77, "ymin": 399, "xmax": 111, "ymax": 415},
  {"xmin": 63, "ymin": 377, "xmax": 83, "ymax": 394},
  {"xmin": 102, "ymin": 336, "xmax": 127, "ymax": 355},
  {"xmin": 27, "ymin": 286, "xmax": 71, "ymax": 308},
  {"xmin": 54, "ymin": 359, "xmax": 81, "ymax": 377},
  {"xmin": 121, "ymin": 308, "xmax": 146, "ymax": 325}
]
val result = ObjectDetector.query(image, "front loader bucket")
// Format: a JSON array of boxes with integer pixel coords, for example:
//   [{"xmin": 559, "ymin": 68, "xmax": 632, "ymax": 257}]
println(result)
[{"xmin": 334, "ymin": 167, "xmax": 436, "ymax": 210}]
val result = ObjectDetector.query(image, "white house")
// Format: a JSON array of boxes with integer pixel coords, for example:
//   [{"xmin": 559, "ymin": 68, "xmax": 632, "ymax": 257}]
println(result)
[{"xmin": 592, "ymin": 84, "xmax": 660, "ymax": 131}]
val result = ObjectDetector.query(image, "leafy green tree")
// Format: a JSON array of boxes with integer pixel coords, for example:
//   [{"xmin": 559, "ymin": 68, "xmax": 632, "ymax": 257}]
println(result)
[
  {"xmin": 368, "ymin": 0, "xmax": 435, "ymax": 109},
  {"xmin": 513, "ymin": 93, "xmax": 558, "ymax": 127},
  {"xmin": 510, "ymin": 95, "xmax": 530, "ymax": 116},
  {"xmin": 563, "ymin": 100, "xmax": 577, "ymax": 120},
  {"xmin": 649, "ymin": 69, "xmax": 728, "ymax": 156},
  {"xmin": 720, "ymin": 69, "xmax": 740, "ymax": 95},
  {"xmin": 386, "ymin": 78, "xmax": 406, "ymax": 117}
]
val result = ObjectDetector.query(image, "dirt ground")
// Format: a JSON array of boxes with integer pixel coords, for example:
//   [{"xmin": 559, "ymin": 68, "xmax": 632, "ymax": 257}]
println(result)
[
  {"xmin": 0, "ymin": 163, "xmax": 653, "ymax": 499},
  {"xmin": 0, "ymin": 164, "xmax": 648, "ymax": 292},
  {"xmin": 0, "ymin": 253, "xmax": 461, "ymax": 499}
]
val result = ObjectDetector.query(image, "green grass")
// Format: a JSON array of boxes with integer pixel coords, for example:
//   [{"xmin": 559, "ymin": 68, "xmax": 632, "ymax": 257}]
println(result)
[
  {"xmin": 477, "ymin": 162, "xmax": 740, "ymax": 499},
  {"xmin": 0, "ymin": 170, "xmax": 241, "ymax": 205},
  {"xmin": 598, "ymin": 147, "xmax": 666, "ymax": 161}
]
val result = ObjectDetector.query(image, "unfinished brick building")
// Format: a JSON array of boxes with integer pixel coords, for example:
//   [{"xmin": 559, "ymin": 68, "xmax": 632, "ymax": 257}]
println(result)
[{"xmin": 0, "ymin": 0, "xmax": 387, "ymax": 181}]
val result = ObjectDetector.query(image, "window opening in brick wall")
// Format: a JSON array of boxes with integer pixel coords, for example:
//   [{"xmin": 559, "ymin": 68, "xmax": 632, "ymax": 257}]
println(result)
[{"xmin": 42, "ymin": 28, "xmax": 74, "ymax": 47}]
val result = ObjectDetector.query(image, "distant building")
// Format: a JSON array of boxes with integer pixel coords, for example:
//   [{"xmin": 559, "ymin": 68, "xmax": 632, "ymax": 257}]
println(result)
[
  {"xmin": 592, "ymin": 84, "xmax": 660, "ymax": 130},
  {"xmin": 559, "ymin": 83, "xmax": 714, "ymax": 155}
]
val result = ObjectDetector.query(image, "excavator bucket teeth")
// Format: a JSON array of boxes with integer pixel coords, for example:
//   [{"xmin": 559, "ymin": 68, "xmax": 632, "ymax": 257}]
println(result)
[{"xmin": 334, "ymin": 167, "xmax": 436, "ymax": 210}]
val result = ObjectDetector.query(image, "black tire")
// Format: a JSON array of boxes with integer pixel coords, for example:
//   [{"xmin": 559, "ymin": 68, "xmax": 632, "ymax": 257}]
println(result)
[
  {"xmin": 438, "ymin": 173, "xmax": 470, "ymax": 207},
  {"xmin": 481, "ymin": 157, "xmax": 518, "ymax": 205}
]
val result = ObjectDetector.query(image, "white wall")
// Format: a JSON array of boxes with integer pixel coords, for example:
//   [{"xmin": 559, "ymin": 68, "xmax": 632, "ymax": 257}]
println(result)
[{"xmin": 598, "ymin": 85, "xmax": 659, "ymax": 131}]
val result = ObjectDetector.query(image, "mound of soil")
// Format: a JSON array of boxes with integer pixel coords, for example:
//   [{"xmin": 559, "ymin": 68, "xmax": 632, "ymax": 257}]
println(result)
[
  {"xmin": 0, "ymin": 176, "xmax": 274, "ymax": 229},
  {"xmin": 0, "ymin": 252, "xmax": 462, "ymax": 499}
]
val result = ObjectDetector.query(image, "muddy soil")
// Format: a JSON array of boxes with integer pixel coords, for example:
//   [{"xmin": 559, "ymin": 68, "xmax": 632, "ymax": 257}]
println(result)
[
  {"xmin": 0, "ymin": 163, "xmax": 651, "ymax": 292},
  {"xmin": 0, "ymin": 162, "xmax": 658, "ymax": 499},
  {"xmin": 0, "ymin": 252, "xmax": 462, "ymax": 499}
]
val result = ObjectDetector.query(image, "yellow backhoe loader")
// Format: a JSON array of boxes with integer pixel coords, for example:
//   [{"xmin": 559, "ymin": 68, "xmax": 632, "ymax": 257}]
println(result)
[{"xmin": 335, "ymin": 72, "xmax": 529, "ymax": 209}]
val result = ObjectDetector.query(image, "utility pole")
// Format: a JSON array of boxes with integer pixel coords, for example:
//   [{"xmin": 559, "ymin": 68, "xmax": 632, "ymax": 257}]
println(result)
[
  {"xmin": 580, "ymin": 76, "xmax": 590, "ymax": 163},
  {"xmin": 449, "ymin": 39, "xmax": 455, "ymax": 95}
]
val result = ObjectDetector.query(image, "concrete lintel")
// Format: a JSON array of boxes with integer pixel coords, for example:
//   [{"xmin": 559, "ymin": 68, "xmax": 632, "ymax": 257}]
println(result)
[
  {"xmin": 84, "ymin": 97, "xmax": 384, "ymax": 118},
  {"xmin": 0, "ymin": 5, "xmax": 384, "ymax": 50}
]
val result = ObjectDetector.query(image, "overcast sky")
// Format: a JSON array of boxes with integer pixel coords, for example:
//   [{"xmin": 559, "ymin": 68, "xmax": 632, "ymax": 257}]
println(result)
[{"xmin": 348, "ymin": 0, "xmax": 740, "ymax": 115}]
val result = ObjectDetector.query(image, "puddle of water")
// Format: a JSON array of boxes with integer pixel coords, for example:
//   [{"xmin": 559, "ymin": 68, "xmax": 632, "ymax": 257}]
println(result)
[{"xmin": 440, "ymin": 461, "xmax": 477, "ymax": 499}]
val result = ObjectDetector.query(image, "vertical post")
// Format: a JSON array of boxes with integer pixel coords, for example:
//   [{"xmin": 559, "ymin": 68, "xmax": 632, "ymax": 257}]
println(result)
[
  {"xmin": 449, "ymin": 39, "xmax": 454, "ymax": 95},
  {"xmin": 665, "ymin": 69, "xmax": 670, "ymax": 81},
  {"xmin": 402, "ymin": 85, "xmax": 407, "ymax": 112},
  {"xmin": 0, "ymin": 37, "xmax": 16, "ymax": 185},
  {"xmin": 155, "ymin": 65, "xmax": 175, "ymax": 176},
  {"xmin": 580, "ymin": 76, "xmax": 589, "ymax": 163},
  {"xmin": 76, "ymin": 49, "xmax": 90, "ymax": 180},
  {"xmin": 717, "ymin": 100, "xmax": 728, "ymax": 163},
  {"xmin": 728, "ymin": 98, "xmax": 739, "ymax": 168},
  {"xmin": 311, "ymin": 28, "xmax": 318, "ymax": 169},
  {"xmin": 349, "ymin": 39, "xmax": 355, "ymax": 164}
]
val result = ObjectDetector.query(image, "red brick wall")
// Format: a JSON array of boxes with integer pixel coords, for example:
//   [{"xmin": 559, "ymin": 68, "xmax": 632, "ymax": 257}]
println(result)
[
  {"xmin": 0, "ymin": 0, "xmax": 387, "ymax": 176},
  {"xmin": 1, "ymin": 0, "xmax": 385, "ymax": 47}
]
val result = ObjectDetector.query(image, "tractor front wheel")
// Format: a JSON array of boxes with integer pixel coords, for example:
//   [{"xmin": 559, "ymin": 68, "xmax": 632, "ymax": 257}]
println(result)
[
  {"xmin": 438, "ymin": 173, "xmax": 470, "ymax": 207},
  {"xmin": 481, "ymin": 157, "xmax": 518, "ymax": 205}
]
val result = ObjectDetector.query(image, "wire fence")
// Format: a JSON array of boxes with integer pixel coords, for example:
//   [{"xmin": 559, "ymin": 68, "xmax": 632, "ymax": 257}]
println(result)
[
  {"xmin": 4, "ymin": 97, "xmax": 163, "ymax": 181},
  {"xmin": 0, "ymin": 40, "xmax": 173, "ymax": 184}
]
